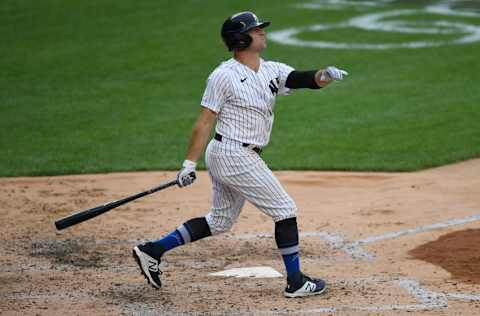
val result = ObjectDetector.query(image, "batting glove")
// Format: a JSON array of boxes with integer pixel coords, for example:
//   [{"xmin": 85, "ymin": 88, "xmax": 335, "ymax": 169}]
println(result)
[
  {"xmin": 177, "ymin": 160, "xmax": 197, "ymax": 188},
  {"xmin": 320, "ymin": 66, "xmax": 349, "ymax": 81}
]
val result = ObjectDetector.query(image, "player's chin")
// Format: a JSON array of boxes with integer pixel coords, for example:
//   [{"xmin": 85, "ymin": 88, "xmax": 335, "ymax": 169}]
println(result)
[{"xmin": 250, "ymin": 40, "xmax": 266, "ymax": 52}]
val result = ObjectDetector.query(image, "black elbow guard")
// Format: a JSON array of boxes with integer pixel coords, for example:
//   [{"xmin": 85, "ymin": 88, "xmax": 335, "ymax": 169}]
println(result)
[{"xmin": 285, "ymin": 70, "xmax": 321, "ymax": 89}]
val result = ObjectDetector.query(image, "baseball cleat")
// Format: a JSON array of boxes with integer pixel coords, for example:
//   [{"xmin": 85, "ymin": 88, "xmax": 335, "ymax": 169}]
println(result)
[
  {"xmin": 133, "ymin": 242, "xmax": 163, "ymax": 289},
  {"xmin": 284, "ymin": 271, "xmax": 327, "ymax": 298}
]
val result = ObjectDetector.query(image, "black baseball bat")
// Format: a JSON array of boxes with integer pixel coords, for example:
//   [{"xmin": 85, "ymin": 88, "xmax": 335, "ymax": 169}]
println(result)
[{"xmin": 55, "ymin": 179, "xmax": 178, "ymax": 230}]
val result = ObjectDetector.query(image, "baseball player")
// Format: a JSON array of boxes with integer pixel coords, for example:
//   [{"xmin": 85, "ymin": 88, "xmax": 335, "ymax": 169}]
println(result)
[{"xmin": 133, "ymin": 11, "xmax": 348, "ymax": 298}]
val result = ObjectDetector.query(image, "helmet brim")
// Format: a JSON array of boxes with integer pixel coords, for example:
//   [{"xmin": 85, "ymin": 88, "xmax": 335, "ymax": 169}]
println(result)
[
  {"xmin": 244, "ymin": 21, "xmax": 270, "ymax": 33},
  {"xmin": 257, "ymin": 21, "xmax": 270, "ymax": 29}
]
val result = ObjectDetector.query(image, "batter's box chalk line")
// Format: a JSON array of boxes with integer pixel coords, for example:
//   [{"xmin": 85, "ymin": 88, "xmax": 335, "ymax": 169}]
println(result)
[{"xmin": 231, "ymin": 214, "xmax": 480, "ymax": 260}]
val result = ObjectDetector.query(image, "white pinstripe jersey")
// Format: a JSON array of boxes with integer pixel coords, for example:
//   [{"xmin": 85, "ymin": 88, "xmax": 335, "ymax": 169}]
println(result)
[{"xmin": 201, "ymin": 58, "xmax": 294, "ymax": 147}]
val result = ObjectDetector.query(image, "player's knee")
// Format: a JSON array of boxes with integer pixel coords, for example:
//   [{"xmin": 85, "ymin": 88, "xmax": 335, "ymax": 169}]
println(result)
[
  {"xmin": 181, "ymin": 217, "xmax": 212, "ymax": 242},
  {"xmin": 205, "ymin": 211, "xmax": 236, "ymax": 235},
  {"xmin": 272, "ymin": 203, "xmax": 297, "ymax": 222},
  {"xmin": 274, "ymin": 217, "xmax": 299, "ymax": 251}
]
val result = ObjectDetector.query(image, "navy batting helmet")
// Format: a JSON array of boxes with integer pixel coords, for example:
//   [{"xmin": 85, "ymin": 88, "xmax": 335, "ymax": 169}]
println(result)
[{"xmin": 221, "ymin": 12, "xmax": 270, "ymax": 51}]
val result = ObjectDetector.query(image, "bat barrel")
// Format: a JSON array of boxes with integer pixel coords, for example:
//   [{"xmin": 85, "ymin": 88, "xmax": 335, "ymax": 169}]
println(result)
[
  {"xmin": 55, "ymin": 204, "xmax": 112, "ymax": 230},
  {"xmin": 54, "ymin": 180, "xmax": 178, "ymax": 230}
]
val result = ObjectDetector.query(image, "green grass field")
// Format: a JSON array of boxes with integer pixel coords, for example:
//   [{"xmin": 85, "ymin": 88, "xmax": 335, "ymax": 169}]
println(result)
[{"xmin": 1, "ymin": 0, "xmax": 480, "ymax": 176}]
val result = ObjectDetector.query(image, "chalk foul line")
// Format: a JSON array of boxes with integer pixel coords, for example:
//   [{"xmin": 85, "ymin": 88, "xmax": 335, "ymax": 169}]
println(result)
[
  {"xmin": 231, "ymin": 214, "xmax": 480, "ymax": 260},
  {"xmin": 344, "ymin": 214, "xmax": 480, "ymax": 260}
]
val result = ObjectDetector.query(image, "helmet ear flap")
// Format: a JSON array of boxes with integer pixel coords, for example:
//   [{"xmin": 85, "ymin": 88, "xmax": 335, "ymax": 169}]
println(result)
[{"xmin": 230, "ymin": 33, "xmax": 252, "ymax": 51}]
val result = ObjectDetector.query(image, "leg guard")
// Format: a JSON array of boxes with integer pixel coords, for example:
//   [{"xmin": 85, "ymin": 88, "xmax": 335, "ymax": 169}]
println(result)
[
  {"xmin": 275, "ymin": 217, "xmax": 299, "ymax": 255},
  {"xmin": 177, "ymin": 217, "xmax": 212, "ymax": 244},
  {"xmin": 275, "ymin": 217, "xmax": 301, "ymax": 276}
]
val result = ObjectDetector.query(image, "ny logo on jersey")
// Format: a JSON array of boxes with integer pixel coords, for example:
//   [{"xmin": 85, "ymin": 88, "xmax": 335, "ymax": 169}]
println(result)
[{"xmin": 269, "ymin": 77, "xmax": 280, "ymax": 95}]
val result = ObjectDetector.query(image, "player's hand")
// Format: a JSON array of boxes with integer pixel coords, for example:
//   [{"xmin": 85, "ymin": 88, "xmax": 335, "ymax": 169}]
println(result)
[
  {"xmin": 320, "ymin": 66, "xmax": 348, "ymax": 81},
  {"xmin": 177, "ymin": 160, "xmax": 197, "ymax": 187}
]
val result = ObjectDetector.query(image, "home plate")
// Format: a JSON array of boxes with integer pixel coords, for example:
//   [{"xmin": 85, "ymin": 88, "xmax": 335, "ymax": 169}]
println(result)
[{"xmin": 209, "ymin": 266, "xmax": 283, "ymax": 278}]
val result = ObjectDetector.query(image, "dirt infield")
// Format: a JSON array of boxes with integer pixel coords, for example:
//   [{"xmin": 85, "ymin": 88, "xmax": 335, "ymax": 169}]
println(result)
[
  {"xmin": 1, "ymin": 159, "xmax": 480, "ymax": 315},
  {"xmin": 409, "ymin": 229, "xmax": 480, "ymax": 284}
]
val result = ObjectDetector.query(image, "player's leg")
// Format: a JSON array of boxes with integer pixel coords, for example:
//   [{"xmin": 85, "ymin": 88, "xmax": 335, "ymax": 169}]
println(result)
[
  {"xmin": 142, "ymin": 172, "xmax": 244, "ymax": 253},
  {"xmin": 215, "ymin": 150, "xmax": 326, "ymax": 297},
  {"xmin": 202, "ymin": 139, "xmax": 246, "ymax": 235},
  {"xmin": 133, "ymin": 162, "xmax": 245, "ymax": 289},
  {"xmin": 205, "ymin": 176, "xmax": 246, "ymax": 235},
  {"xmin": 133, "ymin": 215, "xmax": 213, "ymax": 289},
  {"xmin": 275, "ymin": 217, "xmax": 326, "ymax": 298},
  {"xmin": 134, "ymin": 189, "xmax": 226, "ymax": 288}
]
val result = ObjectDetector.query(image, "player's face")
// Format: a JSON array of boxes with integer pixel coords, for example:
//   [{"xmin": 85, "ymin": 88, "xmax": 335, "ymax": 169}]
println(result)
[{"xmin": 248, "ymin": 27, "xmax": 267, "ymax": 52}]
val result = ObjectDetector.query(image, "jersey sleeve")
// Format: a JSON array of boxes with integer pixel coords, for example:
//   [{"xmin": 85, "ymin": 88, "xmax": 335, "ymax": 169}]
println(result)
[
  {"xmin": 201, "ymin": 70, "xmax": 230, "ymax": 113},
  {"xmin": 274, "ymin": 62, "xmax": 295, "ymax": 96}
]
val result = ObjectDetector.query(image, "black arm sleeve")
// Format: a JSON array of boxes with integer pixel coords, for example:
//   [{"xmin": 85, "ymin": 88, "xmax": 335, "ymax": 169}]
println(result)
[{"xmin": 285, "ymin": 70, "xmax": 321, "ymax": 89}]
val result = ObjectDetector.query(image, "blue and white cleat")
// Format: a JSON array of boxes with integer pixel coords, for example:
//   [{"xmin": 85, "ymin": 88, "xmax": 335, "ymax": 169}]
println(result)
[{"xmin": 284, "ymin": 271, "xmax": 327, "ymax": 298}]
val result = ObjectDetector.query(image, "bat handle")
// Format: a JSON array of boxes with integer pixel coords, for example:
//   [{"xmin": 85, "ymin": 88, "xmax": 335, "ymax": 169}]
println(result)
[{"xmin": 148, "ymin": 179, "xmax": 179, "ymax": 194}]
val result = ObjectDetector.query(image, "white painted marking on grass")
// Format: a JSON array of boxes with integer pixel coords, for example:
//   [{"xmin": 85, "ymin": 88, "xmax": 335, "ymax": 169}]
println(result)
[
  {"xmin": 209, "ymin": 266, "xmax": 282, "ymax": 278},
  {"xmin": 348, "ymin": 10, "xmax": 459, "ymax": 35},
  {"xmin": 269, "ymin": 0, "xmax": 480, "ymax": 49},
  {"xmin": 296, "ymin": 0, "xmax": 394, "ymax": 10},
  {"xmin": 426, "ymin": 1, "xmax": 480, "ymax": 18}
]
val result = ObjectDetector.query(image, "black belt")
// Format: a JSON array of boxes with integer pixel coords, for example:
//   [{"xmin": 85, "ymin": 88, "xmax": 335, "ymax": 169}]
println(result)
[{"xmin": 214, "ymin": 133, "xmax": 262, "ymax": 154}]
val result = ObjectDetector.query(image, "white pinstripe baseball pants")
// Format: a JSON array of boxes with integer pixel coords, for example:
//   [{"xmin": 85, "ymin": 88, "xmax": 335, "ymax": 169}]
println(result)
[{"xmin": 204, "ymin": 137, "xmax": 297, "ymax": 235}]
